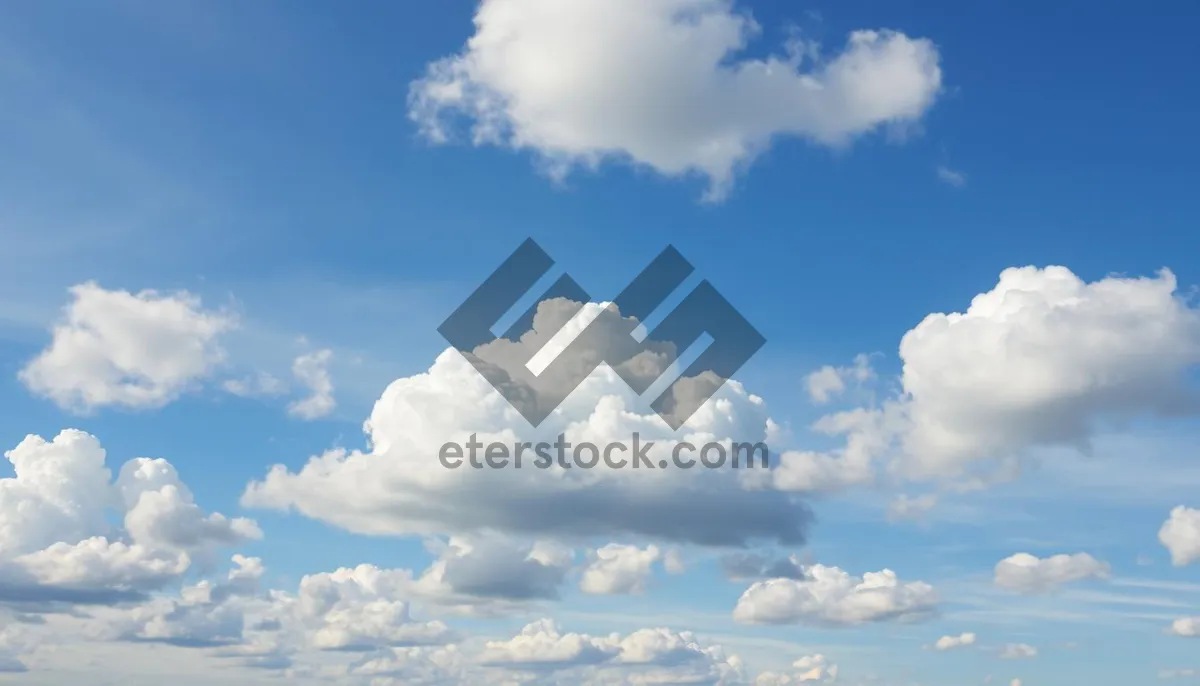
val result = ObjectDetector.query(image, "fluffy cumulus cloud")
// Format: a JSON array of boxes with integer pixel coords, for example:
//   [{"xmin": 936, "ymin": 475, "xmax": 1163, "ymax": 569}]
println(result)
[
  {"xmin": 0, "ymin": 430, "xmax": 259, "ymax": 671},
  {"xmin": 776, "ymin": 266, "xmax": 1200, "ymax": 491},
  {"xmin": 1160, "ymin": 506, "xmax": 1200, "ymax": 567},
  {"xmin": 732, "ymin": 564, "xmax": 936, "ymax": 626},
  {"xmin": 894, "ymin": 266, "xmax": 1200, "ymax": 477},
  {"xmin": 579, "ymin": 544, "xmax": 662, "ymax": 595},
  {"xmin": 19, "ymin": 282, "xmax": 235, "ymax": 413},
  {"xmin": 933, "ymin": 632, "xmax": 976, "ymax": 651},
  {"xmin": 476, "ymin": 619, "xmax": 746, "ymax": 683},
  {"xmin": 993, "ymin": 553, "xmax": 1110, "ymax": 593},
  {"xmin": 243, "ymin": 299, "xmax": 812, "ymax": 547},
  {"xmin": 409, "ymin": 0, "xmax": 943, "ymax": 199},
  {"xmin": 0, "ymin": 430, "xmax": 259, "ymax": 610}
]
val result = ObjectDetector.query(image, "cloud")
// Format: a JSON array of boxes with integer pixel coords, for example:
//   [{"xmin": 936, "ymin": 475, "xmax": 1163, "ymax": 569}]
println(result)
[
  {"xmin": 993, "ymin": 552, "xmax": 1110, "ymax": 593},
  {"xmin": 222, "ymin": 372, "xmax": 287, "ymax": 398},
  {"xmin": 286, "ymin": 349, "xmax": 336, "ymax": 420},
  {"xmin": 933, "ymin": 632, "xmax": 976, "ymax": 651},
  {"xmin": 243, "ymin": 299, "xmax": 812, "ymax": 547},
  {"xmin": 999, "ymin": 643, "xmax": 1037, "ymax": 660},
  {"xmin": 0, "ymin": 430, "xmax": 259, "ymax": 606},
  {"xmin": 895, "ymin": 266, "xmax": 1200, "ymax": 477},
  {"xmin": 1160, "ymin": 506, "xmax": 1200, "ymax": 567},
  {"xmin": 19, "ymin": 282, "xmax": 235, "ymax": 413},
  {"xmin": 755, "ymin": 654, "xmax": 838, "ymax": 683},
  {"xmin": 409, "ymin": 0, "xmax": 943, "ymax": 200},
  {"xmin": 936, "ymin": 165, "xmax": 967, "ymax": 187},
  {"xmin": 732, "ymin": 564, "xmax": 936, "ymax": 626},
  {"xmin": 476, "ymin": 619, "xmax": 745, "ymax": 682},
  {"xmin": 769, "ymin": 408, "xmax": 883, "ymax": 493},
  {"xmin": 1168, "ymin": 617, "xmax": 1200, "ymax": 637},
  {"xmin": 887, "ymin": 493, "xmax": 939, "ymax": 522},
  {"xmin": 804, "ymin": 354, "xmax": 875, "ymax": 405},
  {"xmin": 579, "ymin": 544, "xmax": 661, "ymax": 595},
  {"xmin": 417, "ymin": 535, "xmax": 573, "ymax": 607},
  {"xmin": 793, "ymin": 266, "xmax": 1200, "ymax": 488}
]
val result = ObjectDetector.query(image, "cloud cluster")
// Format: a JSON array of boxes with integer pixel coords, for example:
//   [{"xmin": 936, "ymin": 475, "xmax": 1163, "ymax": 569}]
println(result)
[
  {"xmin": 0, "ymin": 430, "xmax": 260, "ymax": 670},
  {"xmin": 0, "ymin": 431, "xmax": 259, "ymax": 608},
  {"xmin": 410, "ymin": 0, "xmax": 943, "ymax": 199}
]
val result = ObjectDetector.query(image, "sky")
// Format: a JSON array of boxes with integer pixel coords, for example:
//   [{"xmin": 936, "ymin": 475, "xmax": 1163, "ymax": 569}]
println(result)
[{"xmin": 1, "ymin": 0, "xmax": 1200, "ymax": 684}]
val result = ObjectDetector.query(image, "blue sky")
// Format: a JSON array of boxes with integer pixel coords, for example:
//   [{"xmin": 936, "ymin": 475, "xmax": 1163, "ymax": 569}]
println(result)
[{"xmin": 2, "ymin": 1, "xmax": 1200, "ymax": 684}]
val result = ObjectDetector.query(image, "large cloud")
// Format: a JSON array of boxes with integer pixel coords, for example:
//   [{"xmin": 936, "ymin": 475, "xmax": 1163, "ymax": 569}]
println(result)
[
  {"xmin": 243, "ymin": 300, "xmax": 811, "ymax": 547},
  {"xmin": 409, "ymin": 0, "xmax": 943, "ymax": 199},
  {"xmin": 773, "ymin": 266, "xmax": 1200, "ymax": 491},
  {"xmin": 19, "ymin": 282, "xmax": 235, "ymax": 413},
  {"xmin": 895, "ymin": 266, "xmax": 1200, "ymax": 477}
]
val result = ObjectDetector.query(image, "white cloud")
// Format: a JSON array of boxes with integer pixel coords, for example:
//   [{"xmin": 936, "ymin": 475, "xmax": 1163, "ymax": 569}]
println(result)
[
  {"xmin": 769, "ymin": 408, "xmax": 885, "ymax": 493},
  {"xmin": 804, "ymin": 354, "xmax": 874, "ymax": 405},
  {"xmin": 732, "ymin": 564, "xmax": 936, "ymax": 626},
  {"xmin": 410, "ymin": 0, "xmax": 943, "ymax": 200},
  {"xmin": 19, "ymin": 282, "xmax": 235, "ymax": 413},
  {"xmin": 936, "ymin": 165, "xmax": 967, "ymax": 187},
  {"xmin": 894, "ymin": 266, "xmax": 1200, "ymax": 477},
  {"xmin": 1161, "ymin": 669, "xmax": 1199, "ymax": 679},
  {"xmin": 579, "ymin": 544, "xmax": 661, "ymax": 595},
  {"xmin": 1168, "ymin": 617, "xmax": 1200, "ymax": 637},
  {"xmin": 933, "ymin": 632, "xmax": 976, "ymax": 651},
  {"xmin": 754, "ymin": 654, "xmax": 838, "ymax": 683},
  {"xmin": 999, "ymin": 643, "xmax": 1037, "ymax": 660},
  {"xmin": 286, "ymin": 349, "xmax": 336, "ymax": 420},
  {"xmin": 281, "ymin": 565, "xmax": 453, "ymax": 651},
  {"xmin": 796, "ymin": 266, "xmax": 1200, "ymax": 488},
  {"xmin": 993, "ymin": 552, "xmax": 1110, "ymax": 593},
  {"xmin": 243, "ymin": 299, "xmax": 812, "ymax": 547},
  {"xmin": 477, "ymin": 619, "xmax": 746, "ymax": 683},
  {"xmin": 1160, "ymin": 506, "xmax": 1200, "ymax": 567}
]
